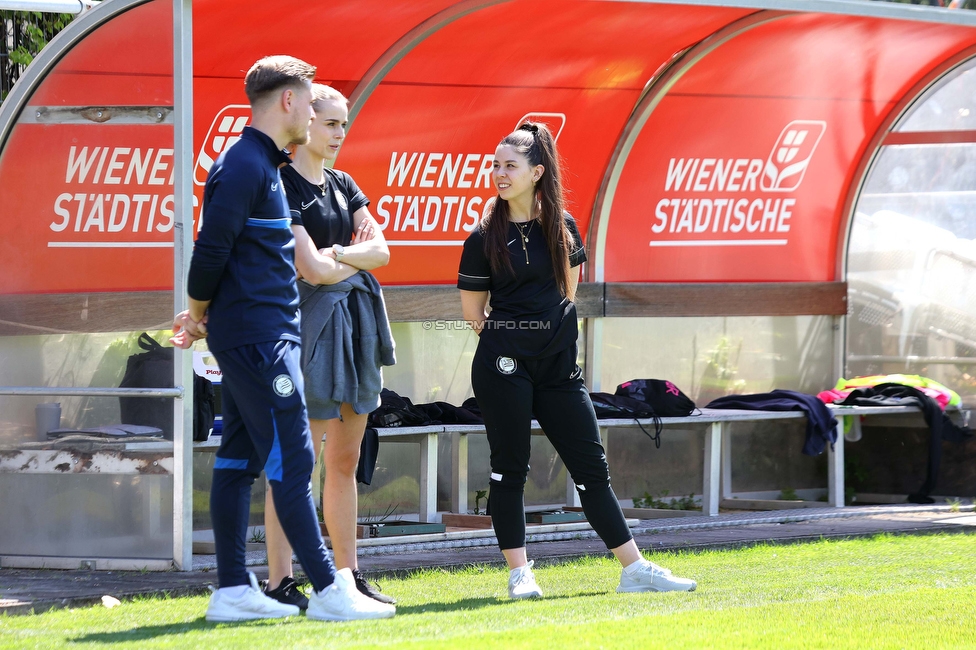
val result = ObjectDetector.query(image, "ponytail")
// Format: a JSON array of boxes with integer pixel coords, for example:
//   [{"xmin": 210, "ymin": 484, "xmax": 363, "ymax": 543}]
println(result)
[{"xmin": 482, "ymin": 122, "xmax": 575, "ymax": 300}]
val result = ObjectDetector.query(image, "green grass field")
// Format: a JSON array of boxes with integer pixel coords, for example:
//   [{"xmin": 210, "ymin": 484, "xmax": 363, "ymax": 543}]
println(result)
[{"xmin": 3, "ymin": 533, "xmax": 975, "ymax": 649}]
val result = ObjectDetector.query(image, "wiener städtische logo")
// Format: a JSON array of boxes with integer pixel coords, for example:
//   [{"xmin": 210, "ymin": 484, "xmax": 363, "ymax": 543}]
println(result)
[
  {"xmin": 762, "ymin": 121, "xmax": 826, "ymax": 192},
  {"xmin": 650, "ymin": 120, "xmax": 827, "ymax": 247},
  {"xmin": 195, "ymin": 105, "xmax": 251, "ymax": 186}
]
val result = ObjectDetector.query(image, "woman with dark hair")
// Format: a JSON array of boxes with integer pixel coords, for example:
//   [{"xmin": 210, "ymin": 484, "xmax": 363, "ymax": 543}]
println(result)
[
  {"xmin": 262, "ymin": 83, "xmax": 396, "ymax": 609},
  {"xmin": 457, "ymin": 123, "xmax": 697, "ymax": 598}
]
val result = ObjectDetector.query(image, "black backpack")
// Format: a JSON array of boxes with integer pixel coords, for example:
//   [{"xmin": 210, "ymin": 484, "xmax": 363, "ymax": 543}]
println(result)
[
  {"xmin": 589, "ymin": 392, "xmax": 664, "ymax": 448},
  {"xmin": 119, "ymin": 333, "xmax": 215, "ymax": 441},
  {"xmin": 589, "ymin": 392, "xmax": 655, "ymax": 419},
  {"xmin": 614, "ymin": 379, "xmax": 697, "ymax": 417}
]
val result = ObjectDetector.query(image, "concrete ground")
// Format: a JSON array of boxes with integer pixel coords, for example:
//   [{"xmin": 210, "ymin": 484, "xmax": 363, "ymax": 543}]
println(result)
[{"xmin": 2, "ymin": 504, "xmax": 974, "ymax": 616}]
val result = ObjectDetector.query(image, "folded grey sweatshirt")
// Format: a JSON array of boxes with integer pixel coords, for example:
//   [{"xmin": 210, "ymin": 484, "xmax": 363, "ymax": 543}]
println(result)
[{"xmin": 298, "ymin": 271, "xmax": 396, "ymax": 420}]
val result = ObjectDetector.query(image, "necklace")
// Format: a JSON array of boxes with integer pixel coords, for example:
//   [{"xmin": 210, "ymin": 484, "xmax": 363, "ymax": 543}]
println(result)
[
  {"xmin": 295, "ymin": 163, "xmax": 326, "ymax": 195},
  {"xmin": 514, "ymin": 220, "xmax": 534, "ymax": 265},
  {"xmin": 308, "ymin": 175, "xmax": 326, "ymax": 196}
]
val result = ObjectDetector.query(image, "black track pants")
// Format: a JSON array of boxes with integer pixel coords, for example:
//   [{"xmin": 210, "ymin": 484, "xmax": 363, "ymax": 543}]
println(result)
[{"xmin": 471, "ymin": 343, "xmax": 633, "ymax": 551}]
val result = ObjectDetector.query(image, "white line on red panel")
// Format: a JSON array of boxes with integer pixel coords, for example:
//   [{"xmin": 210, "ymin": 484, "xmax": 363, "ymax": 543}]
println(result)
[
  {"xmin": 385, "ymin": 241, "xmax": 465, "ymax": 246},
  {"xmin": 649, "ymin": 240, "xmax": 788, "ymax": 247},
  {"xmin": 47, "ymin": 242, "xmax": 174, "ymax": 248}
]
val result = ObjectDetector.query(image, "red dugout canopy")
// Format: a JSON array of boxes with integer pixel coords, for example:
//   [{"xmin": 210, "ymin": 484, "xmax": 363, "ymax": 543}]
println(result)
[
  {"xmin": 1, "ymin": 0, "xmax": 975, "ymax": 296},
  {"xmin": 2, "ymin": 0, "xmax": 975, "ymax": 572}
]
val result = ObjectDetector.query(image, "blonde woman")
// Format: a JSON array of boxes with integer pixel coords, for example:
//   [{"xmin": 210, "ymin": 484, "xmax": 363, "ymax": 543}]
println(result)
[{"xmin": 263, "ymin": 84, "xmax": 395, "ymax": 608}]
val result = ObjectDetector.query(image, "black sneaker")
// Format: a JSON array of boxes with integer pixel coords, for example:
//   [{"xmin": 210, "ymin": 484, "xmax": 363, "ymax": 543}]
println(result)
[
  {"xmin": 352, "ymin": 569, "xmax": 396, "ymax": 605},
  {"xmin": 262, "ymin": 576, "xmax": 309, "ymax": 611}
]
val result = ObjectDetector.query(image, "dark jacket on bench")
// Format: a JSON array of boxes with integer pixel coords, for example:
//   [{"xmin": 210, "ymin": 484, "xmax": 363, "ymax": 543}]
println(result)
[
  {"xmin": 838, "ymin": 383, "xmax": 971, "ymax": 502},
  {"xmin": 706, "ymin": 390, "xmax": 837, "ymax": 456}
]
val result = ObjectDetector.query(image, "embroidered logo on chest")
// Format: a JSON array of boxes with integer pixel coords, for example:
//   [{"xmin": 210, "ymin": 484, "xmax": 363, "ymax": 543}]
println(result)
[{"xmin": 334, "ymin": 190, "xmax": 348, "ymax": 211}]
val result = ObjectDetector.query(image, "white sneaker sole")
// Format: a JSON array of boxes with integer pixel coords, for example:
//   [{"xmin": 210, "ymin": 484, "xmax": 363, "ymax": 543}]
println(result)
[
  {"xmin": 307, "ymin": 608, "xmax": 395, "ymax": 621},
  {"xmin": 616, "ymin": 582, "xmax": 697, "ymax": 593},
  {"xmin": 206, "ymin": 609, "xmax": 298, "ymax": 622}
]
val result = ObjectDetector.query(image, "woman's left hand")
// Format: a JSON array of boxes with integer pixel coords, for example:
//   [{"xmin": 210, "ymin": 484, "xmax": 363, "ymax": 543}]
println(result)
[{"xmin": 353, "ymin": 218, "xmax": 376, "ymax": 244}]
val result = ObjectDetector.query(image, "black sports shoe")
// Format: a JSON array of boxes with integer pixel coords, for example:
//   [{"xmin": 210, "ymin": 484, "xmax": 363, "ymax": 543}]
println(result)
[
  {"xmin": 352, "ymin": 569, "xmax": 396, "ymax": 605},
  {"xmin": 262, "ymin": 576, "xmax": 309, "ymax": 611}
]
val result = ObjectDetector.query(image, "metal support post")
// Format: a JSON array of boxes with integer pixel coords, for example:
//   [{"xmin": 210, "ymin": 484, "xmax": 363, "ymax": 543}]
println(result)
[{"xmin": 172, "ymin": 0, "xmax": 194, "ymax": 571}]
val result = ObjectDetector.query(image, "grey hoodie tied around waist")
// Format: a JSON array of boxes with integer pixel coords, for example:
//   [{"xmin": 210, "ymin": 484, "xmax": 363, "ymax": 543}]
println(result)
[{"xmin": 298, "ymin": 271, "xmax": 396, "ymax": 420}]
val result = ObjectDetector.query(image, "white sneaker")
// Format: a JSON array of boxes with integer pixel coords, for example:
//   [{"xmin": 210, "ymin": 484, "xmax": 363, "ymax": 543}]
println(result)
[
  {"xmin": 617, "ymin": 560, "xmax": 697, "ymax": 593},
  {"xmin": 205, "ymin": 572, "xmax": 301, "ymax": 622},
  {"xmin": 508, "ymin": 560, "xmax": 543, "ymax": 599},
  {"xmin": 307, "ymin": 568, "xmax": 396, "ymax": 621}
]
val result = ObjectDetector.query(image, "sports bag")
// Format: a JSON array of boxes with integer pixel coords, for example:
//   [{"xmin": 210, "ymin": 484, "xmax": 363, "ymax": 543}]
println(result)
[
  {"xmin": 614, "ymin": 379, "xmax": 697, "ymax": 417},
  {"xmin": 119, "ymin": 333, "xmax": 215, "ymax": 441},
  {"xmin": 589, "ymin": 392, "xmax": 655, "ymax": 419},
  {"xmin": 588, "ymin": 391, "xmax": 664, "ymax": 448}
]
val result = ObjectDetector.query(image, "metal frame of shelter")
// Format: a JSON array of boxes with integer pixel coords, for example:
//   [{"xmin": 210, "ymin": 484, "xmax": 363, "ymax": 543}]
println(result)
[
  {"xmin": 0, "ymin": 0, "xmax": 193, "ymax": 569},
  {"xmin": 1, "ymin": 0, "xmax": 975, "ymax": 570}
]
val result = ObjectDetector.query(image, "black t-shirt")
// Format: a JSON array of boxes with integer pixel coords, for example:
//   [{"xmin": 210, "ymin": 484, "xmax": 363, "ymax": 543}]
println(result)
[
  {"xmin": 280, "ymin": 165, "xmax": 369, "ymax": 249},
  {"xmin": 457, "ymin": 213, "xmax": 586, "ymax": 360}
]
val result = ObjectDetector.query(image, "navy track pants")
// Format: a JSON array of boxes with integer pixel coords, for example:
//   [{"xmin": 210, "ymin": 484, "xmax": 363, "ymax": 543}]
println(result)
[{"xmin": 210, "ymin": 340, "xmax": 335, "ymax": 591}]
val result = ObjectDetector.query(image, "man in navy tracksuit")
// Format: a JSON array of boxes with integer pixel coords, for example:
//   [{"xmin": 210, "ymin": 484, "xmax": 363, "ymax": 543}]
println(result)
[{"xmin": 173, "ymin": 55, "xmax": 393, "ymax": 623}]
